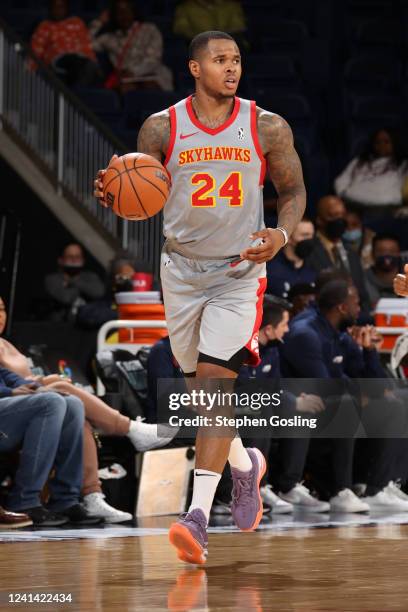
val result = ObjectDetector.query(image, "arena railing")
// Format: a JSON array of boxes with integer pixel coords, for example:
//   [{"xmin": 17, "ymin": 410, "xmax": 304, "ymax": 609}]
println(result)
[{"xmin": 0, "ymin": 18, "xmax": 164, "ymax": 276}]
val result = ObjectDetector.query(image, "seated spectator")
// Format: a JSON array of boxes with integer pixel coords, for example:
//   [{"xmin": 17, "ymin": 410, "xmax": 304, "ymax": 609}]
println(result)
[
  {"xmin": 364, "ymin": 233, "xmax": 402, "ymax": 309},
  {"xmin": 287, "ymin": 283, "xmax": 316, "ymax": 318},
  {"xmin": 173, "ymin": 0, "xmax": 247, "ymax": 44},
  {"xmin": 90, "ymin": 0, "xmax": 174, "ymax": 92},
  {"xmin": 0, "ymin": 295, "xmax": 170, "ymax": 522},
  {"xmin": 237, "ymin": 296, "xmax": 328, "ymax": 514},
  {"xmin": 76, "ymin": 253, "xmax": 157, "ymax": 330},
  {"xmin": 30, "ymin": 0, "xmax": 102, "ymax": 87},
  {"xmin": 305, "ymin": 195, "xmax": 370, "ymax": 314},
  {"xmin": 282, "ymin": 280, "xmax": 408, "ymax": 512},
  {"xmin": 342, "ymin": 207, "xmax": 375, "ymax": 269},
  {"xmin": 44, "ymin": 243, "xmax": 105, "ymax": 322},
  {"xmin": 0, "ymin": 366, "xmax": 103, "ymax": 526},
  {"xmin": 266, "ymin": 216, "xmax": 316, "ymax": 299},
  {"xmin": 334, "ymin": 127, "xmax": 408, "ymax": 212}
]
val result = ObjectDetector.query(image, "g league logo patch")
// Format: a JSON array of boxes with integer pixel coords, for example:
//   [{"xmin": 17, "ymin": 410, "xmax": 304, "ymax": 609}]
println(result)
[{"xmin": 238, "ymin": 127, "xmax": 245, "ymax": 140}]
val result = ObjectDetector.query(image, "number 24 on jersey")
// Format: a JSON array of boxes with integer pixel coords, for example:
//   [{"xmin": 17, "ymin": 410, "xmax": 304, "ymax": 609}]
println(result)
[{"xmin": 191, "ymin": 172, "xmax": 243, "ymax": 208}]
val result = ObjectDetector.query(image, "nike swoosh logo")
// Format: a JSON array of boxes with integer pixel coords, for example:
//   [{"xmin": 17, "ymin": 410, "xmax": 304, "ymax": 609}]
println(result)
[
  {"xmin": 195, "ymin": 473, "xmax": 218, "ymax": 477},
  {"xmin": 180, "ymin": 131, "xmax": 199, "ymax": 140}
]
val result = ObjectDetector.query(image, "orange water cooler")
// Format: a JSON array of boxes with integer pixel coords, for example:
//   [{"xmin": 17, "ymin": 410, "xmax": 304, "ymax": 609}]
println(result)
[
  {"xmin": 115, "ymin": 292, "xmax": 167, "ymax": 344},
  {"xmin": 374, "ymin": 298, "xmax": 408, "ymax": 352}
]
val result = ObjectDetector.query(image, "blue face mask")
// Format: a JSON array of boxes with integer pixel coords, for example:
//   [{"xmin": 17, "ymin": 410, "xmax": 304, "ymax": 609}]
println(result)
[{"xmin": 342, "ymin": 228, "xmax": 362, "ymax": 243}]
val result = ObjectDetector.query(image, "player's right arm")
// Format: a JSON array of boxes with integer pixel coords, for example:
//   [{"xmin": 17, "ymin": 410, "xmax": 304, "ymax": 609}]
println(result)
[{"xmin": 93, "ymin": 110, "xmax": 170, "ymax": 206}]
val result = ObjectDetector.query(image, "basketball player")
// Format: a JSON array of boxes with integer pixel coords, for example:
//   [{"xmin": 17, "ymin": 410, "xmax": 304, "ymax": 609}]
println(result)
[
  {"xmin": 94, "ymin": 31, "xmax": 306, "ymax": 564},
  {"xmin": 394, "ymin": 264, "xmax": 408, "ymax": 296}
]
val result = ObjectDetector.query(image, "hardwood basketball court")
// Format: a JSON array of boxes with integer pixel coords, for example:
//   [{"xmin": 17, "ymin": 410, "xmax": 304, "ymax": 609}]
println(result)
[{"xmin": 1, "ymin": 515, "xmax": 408, "ymax": 611}]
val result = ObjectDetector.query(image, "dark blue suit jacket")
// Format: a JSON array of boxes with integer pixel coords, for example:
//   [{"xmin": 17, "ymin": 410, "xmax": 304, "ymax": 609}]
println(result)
[{"xmin": 281, "ymin": 308, "xmax": 385, "ymax": 380}]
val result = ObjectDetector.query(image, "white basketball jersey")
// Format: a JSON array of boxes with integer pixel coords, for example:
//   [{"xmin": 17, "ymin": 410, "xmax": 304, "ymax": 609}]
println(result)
[{"xmin": 163, "ymin": 96, "xmax": 267, "ymax": 258}]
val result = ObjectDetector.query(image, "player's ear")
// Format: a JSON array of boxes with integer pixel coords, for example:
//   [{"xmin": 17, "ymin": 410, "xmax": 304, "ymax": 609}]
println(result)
[{"xmin": 189, "ymin": 59, "xmax": 200, "ymax": 79}]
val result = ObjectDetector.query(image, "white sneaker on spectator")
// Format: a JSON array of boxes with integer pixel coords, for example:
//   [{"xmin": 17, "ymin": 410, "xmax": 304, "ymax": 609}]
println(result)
[
  {"xmin": 261, "ymin": 485, "xmax": 293, "ymax": 514},
  {"xmin": 279, "ymin": 483, "xmax": 330, "ymax": 512},
  {"xmin": 83, "ymin": 493, "xmax": 133, "ymax": 523},
  {"xmin": 385, "ymin": 481, "xmax": 408, "ymax": 502},
  {"xmin": 330, "ymin": 488, "xmax": 370, "ymax": 513},
  {"xmin": 127, "ymin": 417, "xmax": 175, "ymax": 452},
  {"xmin": 362, "ymin": 489, "xmax": 408, "ymax": 512}
]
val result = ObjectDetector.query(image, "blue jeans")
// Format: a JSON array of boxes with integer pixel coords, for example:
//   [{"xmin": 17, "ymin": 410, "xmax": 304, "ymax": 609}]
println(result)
[{"xmin": 0, "ymin": 392, "xmax": 84, "ymax": 511}]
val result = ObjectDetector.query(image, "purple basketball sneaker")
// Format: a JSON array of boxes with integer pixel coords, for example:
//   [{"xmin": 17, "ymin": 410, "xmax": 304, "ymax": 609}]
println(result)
[
  {"xmin": 169, "ymin": 508, "xmax": 208, "ymax": 565},
  {"xmin": 231, "ymin": 447, "xmax": 266, "ymax": 531}
]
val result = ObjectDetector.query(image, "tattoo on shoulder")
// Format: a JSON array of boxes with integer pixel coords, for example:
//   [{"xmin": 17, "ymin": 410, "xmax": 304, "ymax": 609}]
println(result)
[
  {"xmin": 137, "ymin": 109, "xmax": 170, "ymax": 163},
  {"xmin": 256, "ymin": 107, "xmax": 293, "ymax": 156},
  {"xmin": 256, "ymin": 106, "xmax": 306, "ymax": 234}
]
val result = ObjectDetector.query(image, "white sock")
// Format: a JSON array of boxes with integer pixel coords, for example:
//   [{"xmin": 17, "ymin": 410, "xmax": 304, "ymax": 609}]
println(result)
[
  {"xmin": 188, "ymin": 469, "xmax": 221, "ymax": 523},
  {"xmin": 228, "ymin": 437, "xmax": 252, "ymax": 472}
]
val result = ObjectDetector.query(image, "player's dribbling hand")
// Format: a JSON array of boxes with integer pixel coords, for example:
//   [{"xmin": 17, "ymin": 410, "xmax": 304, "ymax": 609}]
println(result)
[
  {"xmin": 393, "ymin": 263, "xmax": 408, "ymax": 297},
  {"xmin": 240, "ymin": 228, "xmax": 285, "ymax": 263},
  {"xmin": 93, "ymin": 154, "xmax": 118, "ymax": 206}
]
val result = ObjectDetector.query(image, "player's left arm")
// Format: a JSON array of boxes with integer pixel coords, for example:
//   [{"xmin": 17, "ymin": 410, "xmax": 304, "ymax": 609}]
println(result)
[{"xmin": 240, "ymin": 109, "xmax": 306, "ymax": 263}]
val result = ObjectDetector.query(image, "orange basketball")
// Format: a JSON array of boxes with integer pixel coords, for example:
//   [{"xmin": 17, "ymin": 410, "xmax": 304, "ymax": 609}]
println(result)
[{"xmin": 102, "ymin": 153, "xmax": 170, "ymax": 220}]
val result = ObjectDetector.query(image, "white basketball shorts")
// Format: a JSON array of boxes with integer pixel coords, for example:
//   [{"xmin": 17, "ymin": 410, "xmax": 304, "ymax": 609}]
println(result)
[{"xmin": 160, "ymin": 242, "xmax": 267, "ymax": 374}]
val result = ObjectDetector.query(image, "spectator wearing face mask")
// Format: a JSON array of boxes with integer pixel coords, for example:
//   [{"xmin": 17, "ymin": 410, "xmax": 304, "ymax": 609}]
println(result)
[
  {"xmin": 342, "ymin": 207, "xmax": 375, "ymax": 270},
  {"xmin": 305, "ymin": 196, "xmax": 370, "ymax": 315},
  {"xmin": 44, "ymin": 243, "xmax": 105, "ymax": 323},
  {"xmin": 364, "ymin": 234, "xmax": 402, "ymax": 309},
  {"xmin": 76, "ymin": 254, "xmax": 157, "ymax": 330},
  {"xmin": 265, "ymin": 217, "xmax": 316, "ymax": 299}
]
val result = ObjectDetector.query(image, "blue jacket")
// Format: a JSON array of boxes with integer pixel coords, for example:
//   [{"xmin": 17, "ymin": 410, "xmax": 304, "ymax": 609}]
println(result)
[
  {"xmin": 266, "ymin": 251, "xmax": 316, "ymax": 299},
  {"xmin": 146, "ymin": 336, "xmax": 183, "ymax": 421},
  {"xmin": 281, "ymin": 308, "xmax": 386, "ymax": 380},
  {"xmin": 0, "ymin": 367, "xmax": 34, "ymax": 398}
]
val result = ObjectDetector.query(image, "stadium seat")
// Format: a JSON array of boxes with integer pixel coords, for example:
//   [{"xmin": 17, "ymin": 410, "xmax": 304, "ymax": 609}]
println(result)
[
  {"xmin": 122, "ymin": 91, "xmax": 179, "ymax": 130},
  {"xmin": 344, "ymin": 55, "xmax": 402, "ymax": 95},
  {"xmin": 74, "ymin": 88, "xmax": 122, "ymax": 128},
  {"xmin": 245, "ymin": 55, "xmax": 302, "ymax": 92}
]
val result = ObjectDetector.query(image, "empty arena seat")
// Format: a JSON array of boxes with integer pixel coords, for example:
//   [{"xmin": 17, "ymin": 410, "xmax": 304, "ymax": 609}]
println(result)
[
  {"xmin": 344, "ymin": 55, "xmax": 402, "ymax": 93},
  {"xmin": 74, "ymin": 87, "xmax": 122, "ymax": 129},
  {"xmin": 122, "ymin": 91, "xmax": 179, "ymax": 129},
  {"xmin": 259, "ymin": 93, "xmax": 311, "ymax": 119},
  {"xmin": 75, "ymin": 88, "xmax": 121, "ymax": 114},
  {"xmin": 355, "ymin": 19, "xmax": 404, "ymax": 47},
  {"xmin": 246, "ymin": 56, "xmax": 302, "ymax": 93},
  {"xmin": 350, "ymin": 95, "xmax": 403, "ymax": 120}
]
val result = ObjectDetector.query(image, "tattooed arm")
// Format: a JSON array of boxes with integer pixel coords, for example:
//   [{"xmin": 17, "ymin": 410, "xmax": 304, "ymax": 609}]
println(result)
[
  {"xmin": 240, "ymin": 109, "xmax": 306, "ymax": 263},
  {"xmin": 93, "ymin": 110, "xmax": 170, "ymax": 205}
]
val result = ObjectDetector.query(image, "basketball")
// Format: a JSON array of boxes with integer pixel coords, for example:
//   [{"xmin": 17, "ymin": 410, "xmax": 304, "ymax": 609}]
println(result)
[{"xmin": 102, "ymin": 152, "xmax": 170, "ymax": 220}]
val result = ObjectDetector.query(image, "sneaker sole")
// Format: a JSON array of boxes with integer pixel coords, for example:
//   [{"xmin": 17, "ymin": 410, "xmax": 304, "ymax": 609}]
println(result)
[
  {"xmin": 240, "ymin": 448, "xmax": 267, "ymax": 532},
  {"xmin": 0, "ymin": 520, "xmax": 33, "ymax": 528},
  {"xmin": 169, "ymin": 523, "xmax": 207, "ymax": 565}
]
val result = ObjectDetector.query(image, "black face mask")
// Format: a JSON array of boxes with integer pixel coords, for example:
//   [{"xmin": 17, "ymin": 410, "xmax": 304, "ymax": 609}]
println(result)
[
  {"xmin": 324, "ymin": 218, "xmax": 347, "ymax": 241},
  {"xmin": 113, "ymin": 276, "xmax": 133, "ymax": 293},
  {"xmin": 294, "ymin": 238, "xmax": 315, "ymax": 259},
  {"xmin": 374, "ymin": 255, "xmax": 400, "ymax": 272},
  {"xmin": 62, "ymin": 264, "xmax": 83, "ymax": 276}
]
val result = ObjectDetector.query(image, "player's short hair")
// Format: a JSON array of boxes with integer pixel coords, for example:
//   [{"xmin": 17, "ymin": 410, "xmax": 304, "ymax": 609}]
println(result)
[
  {"xmin": 317, "ymin": 280, "xmax": 349, "ymax": 312},
  {"xmin": 188, "ymin": 31, "xmax": 236, "ymax": 60},
  {"xmin": 261, "ymin": 295, "xmax": 292, "ymax": 329}
]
